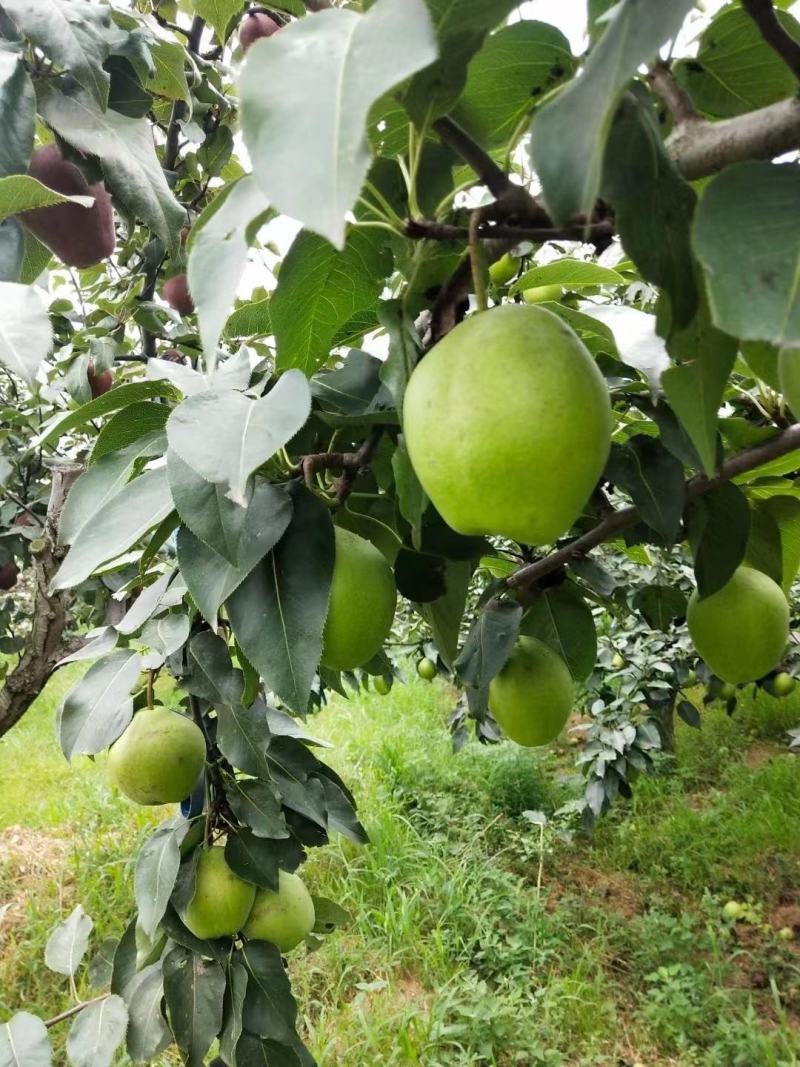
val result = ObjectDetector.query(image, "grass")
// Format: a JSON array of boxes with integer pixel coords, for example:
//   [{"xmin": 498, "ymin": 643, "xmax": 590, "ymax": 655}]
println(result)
[{"xmin": 1, "ymin": 668, "xmax": 800, "ymax": 1065}]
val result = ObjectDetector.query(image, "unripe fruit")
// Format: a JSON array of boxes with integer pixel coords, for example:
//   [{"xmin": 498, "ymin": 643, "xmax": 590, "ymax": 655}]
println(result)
[
  {"xmin": 687, "ymin": 567, "xmax": 789, "ymax": 684},
  {"xmin": 0, "ymin": 562, "xmax": 19, "ymax": 591},
  {"xmin": 19, "ymin": 145, "xmax": 115, "ymax": 268},
  {"xmin": 108, "ymin": 706, "xmax": 206, "ymax": 805},
  {"xmin": 488, "ymin": 253, "xmax": 518, "ymax": 287},
  {"xmin": 404, "ymin": 305, "xmax": 612, "ymax": 546},
  {"xmin": 489, "ymin": 636, "xmax": 573, "ymax": 747},
  {"xmin": 723, "ymin": 900, "xmax": 743, "ymax": 920},
  {"xmin": 240, "ymin": 11, "xmax": 280, "ymax": 52},
  {"xmin": 720, "ymin": 683, "xmax": 737, "ymax": 701},
  {"xmin": 321, "ymin": 528, "xmax": 396, "ymax": 671},
  {"xmin": 686, "ymin": 668, "xmax": 697, "ymax": 685},
  {"xmin": 417, "ymin": 657, "xmax": 436, "ymax": 681},
  {"xmin": 771, "ymin": 671, "xmax": 796, "ymax": 698},
  {"xmin": 779, "ymin": 926, "xmax": 794, "ymax": 941},
  {"xmin": 243, "ymin": 870, "xmax": 315, "ymax": 952},
  {"xmin": 611, "ymin": 652, "xmax": 625, "ymax": 670},
  {"xmin": 163, "ymin": 274, "xmax": 194, "ymax": 316},
  {"xmin": 87, "ymin": 360, "xmax": 113, "ymax": 399},
  {"xmin": 183, "ymin": 847, "xmax": 256, "ymax": 940},
  {"xmin": 522, "ymin": 284, "xmax": 563, "ymax": 304},
  {"xmin": 373, "ymin": 675, "xmax": 391, "ymax": 695}
]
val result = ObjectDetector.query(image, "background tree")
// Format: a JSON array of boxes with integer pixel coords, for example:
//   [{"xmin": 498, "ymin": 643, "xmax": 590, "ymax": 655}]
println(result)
[{"xmin": 1, "ymin": 0, "xmax": 800, "ymax": 1063}]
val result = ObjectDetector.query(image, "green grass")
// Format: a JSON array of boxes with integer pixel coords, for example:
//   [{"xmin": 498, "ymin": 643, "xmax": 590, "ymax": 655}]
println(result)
[{"xmin": 2, "ymin": 668, "xmax": 800, "ymax": 1065}]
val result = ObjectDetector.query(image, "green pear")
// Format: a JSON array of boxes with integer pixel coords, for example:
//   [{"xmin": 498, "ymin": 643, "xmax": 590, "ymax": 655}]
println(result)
[
  {"xmin": 321, "ymin": 528, "xmax": 397, "ymax": 671},
  {"xmin": 488, "ymin": 252, "xmax": 518, "ymax": 286},
  {"xmin": 183, "ymin": 847, "xmax": 256, "ymax": 940},
  {"xmin": 489, "ymin": 637, "xmax": 573, "ymax": 747},
  {"xmin": 243, "ymin": 870, "xmax": 315, "ymax": 952},
  {"xmin": 417, "ymin": 657, "xmax": 436, "ymax": 681},
  {"xmin": 688, "ymin": 566, "xmax": 789, "ymax": 684},
  {"xmin": 108, "ymin": 706, "xmax": 205, "ymax": 805},
  {"xmin": 522, "ymin": 284, "xmax": 563, "ymax": 304},
  {"xmin": 403, "ymin": 305, "xmax": 611, "ymax": 546}
]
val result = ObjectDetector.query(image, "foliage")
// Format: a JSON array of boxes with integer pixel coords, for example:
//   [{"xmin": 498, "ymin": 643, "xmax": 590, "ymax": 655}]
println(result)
[{"xmin": 1, "ymin": 0, "xmax": 800, "ymax": 1062}]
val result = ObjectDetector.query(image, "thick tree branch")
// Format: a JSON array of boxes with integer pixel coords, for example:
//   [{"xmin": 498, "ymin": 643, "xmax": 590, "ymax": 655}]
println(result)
[
  {"xmin": 405, "ymin": 218, "xmax": 616, "ymax": 244},
  {"xmin": 295, "ymin": 428, "xmax": 385, "ymax": 504},
  {"xmin": 667, "ymin": 96, "xmax": 800, "ymax": 179},
  {"xmin": 648, "ymin": 61, "xmax": 698, "ymax": 124},
  {"xmin": 504, "ymin": 424, "xmax": 800, "ymax": 592},
  {"xmin": 0, "ymin": 464, "xmax": 83, "ymax": 740},
  {"xmin": 432, "ymin": 116, "xmax": 514, "ymax": 199},
  {"xmin": 741, "ymin": 0, "xmax": 800, "ymax": 80},
  {"xmin": 164, "ymin": 16, "xmax": 205, "ymax": 172}
]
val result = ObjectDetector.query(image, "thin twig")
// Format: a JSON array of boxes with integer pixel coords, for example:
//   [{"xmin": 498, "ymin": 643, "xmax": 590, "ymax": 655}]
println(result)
[
  {"xmin": 45, "ymin": 994, "xmax": 109, "ymax": 1030},
  {"xmin": 741, "ymin": 0, "xmax": 800, "ymax": 80},
  {"xmin": 334, "ymin": 427, "xmax": 385, "ymax": 505},
  {"xmin": 405, "ymin": 218, "xmax": 615, "ymax": 244},
  {"xmin": 647, "ymin": 61, "xmax": 698, "ymax": 124},
  {"xmin": 505, "ymin": 423, "xmax": 800, "ymax": 592},
  {"xmin": 433, "ymin": 116, "xmax": 513, "ymax": 198}
]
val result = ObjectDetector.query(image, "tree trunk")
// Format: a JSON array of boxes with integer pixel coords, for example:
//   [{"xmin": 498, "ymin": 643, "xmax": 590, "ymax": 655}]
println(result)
[{"xmin": 0, "ymin": 464, "xmax": 83, "ymax": 738}]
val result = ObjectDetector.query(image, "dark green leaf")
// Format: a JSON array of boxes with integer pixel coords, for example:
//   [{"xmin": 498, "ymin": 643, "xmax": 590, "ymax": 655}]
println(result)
[
  {"xmin": 677, "ymin": 700, "xmax": 701, "ymax": 728},
  {"xmin": 225, "ymin": 831, "xmax": 283, "ymax": 892},
  {"xmin": 632, "ymin": 585, "xmax": 687, "ymax": 631},
  {"xmin": 686, "ymin": 482, "xmax": 751, "ymax": 596},
  {"xmin": 419, "ymin": 559, "xmax": 472, "ymax": 668},
  {"xmin": 36, "ymin": 381, "xmax": 174, "ymax": 449},
  {"xmin": 123, "ymin": 962, "xmax": 171, "ymax": 1064},
  {"xmin": 219, "ymin": 958, "xmax": 248, "ymax": 1066},
  {"xmin": 311, "ymin": 349, "xmax": 396, "ymax": 428},
  {"xmin": 135, "ymin": 820, "xmax": 191, "ymax": 938},
  {"xmin": 605, "ymin": 436, "xmax": 685, "ymax": 542},
  {"xmin": 163, "ymin": 944, "xmax": 225, "ymax": 1067},
  {"xmin": 57, "ymin": 650, "xmax": 141, "ymax": 761},
  {"xmin": 106, "ymin": 55, "xmax": 153, "ymax": 118},
  {"xmin": 455, "ymin": 600, "xmax": 522, "ymax": 718},
  {"xmin": 0, "ymin": 52, "xmax": 34, "ymax": 178},
  {"xmin": 521, "ymin": 583, "xmax": 597, "ymax": 681},
  {"xmin": 378, "ymin": 300, "xmax": 422, "ymax": 420},
  {"xmin": 91, "ymin": 403, "xmax": 169, "ymax": 461},
  {"xmin": 227, "ymin": 778, "xmax": 288, "ymax": 839},
  {"xmin": 238, "ymin": 942, "xmax": 299, "ymax": 1045}
]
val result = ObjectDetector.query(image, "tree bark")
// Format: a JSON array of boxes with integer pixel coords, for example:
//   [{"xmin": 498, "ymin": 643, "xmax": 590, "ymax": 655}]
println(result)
[{"xmin": 0, "ymin": 464, "xmax": 83, "ymax": 739}]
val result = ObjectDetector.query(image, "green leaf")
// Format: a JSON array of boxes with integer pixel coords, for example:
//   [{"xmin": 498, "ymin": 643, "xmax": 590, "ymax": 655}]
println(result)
[
  {"xmin": 36, "ymin": 381, "xmax": 174, "ymax": 449},
  {"xmin": 39, "ymin": 83, "xmax": 185, "ymax": 250},
  {"xmin": 378, "ymin": 300, "xmax": 421, "ymax": 421},
  {"xmin": 44, "ymin": 905, "xmax": 93, "ymax": 976},
  {"xmin": 0, "ymin": 218, "xmax": 24, "ymax": 281},
  {"xmin": 419, "ymin": 559, "xmax": 472, "ymax": 668},
  {"xmin": 18, "ymin": 228, "xmax": 51, "ymax": 284},
  {"xmin": 686, "ymin": 482, "xmax": 751, "ymax": 597},
  {"xmin": 311, "ymin": 349, "xmax": 396, "ymax": 428},
  {"xmin": 106, "ymin": 55, "xmax": 153, "ymax": 118},
  {"xmin": 162, "ymin": 945, "xmax": 225, "ymax": 1067},
  {"xmin": 744, "ymin": 501, "xmax": 784, "ymax": 585},
  {"xmin": 674, "ymin": 7, "xmax": 800, "ymax": 118},
  {"xmin": 0, "ymin": 281, "xmax": 52, "ymax": 385},
  {"xmin": 741, "ymin": 340, "xmax": 780, "ymax": 390},
  {"xmin": 238, "ymin": 942, "xmax": 300, "ymax": 1045},
  {"xmin": 216, "ymin": 700, "xmax": 273, "ymax": 780},
  {"xmin": 392, "ymin": 437, "xmax": 427, "ymax": 535},
  {"xmin": 225, "ymin": 298, "xmax": 271, "ymax": 339},
  {"xmin": 135, "ymin": 821, "xmax": 190, "ymax": 938},
  {"xmin": 65, "ymin": 995, "xmax": 128, "ymax": 1067},
  {"xmin": 693, "ymin": 162, "xmax": 800, "ymax": 347},
  {"xmin": 219, "ymin": 958, "xmax": 248, "ymax": 1065},
  {"xmin": 52, "ymin": 467, "xmax": 174, "ymax": 590},
  {"xmin": 187, "ymin": 176, "xmax": 270, "ymax": 369},
  {"xmin": 240, "ymin": 0, "xmax": 437, "ymax": 248},
  {"xmin": 225, "ymin": 831, "xmax": 304, "ymax": 894},
  {"xmin": 272, "ymin": 228, "xmax": 391, "ymax": 376},
  {"xmin": 147, "ymin": 38, "xmax": 190, "ymax": 103},
  {"xmin": 2, "ymin": 0, "xmax": 112, "ymax": 108},
  {"xmin": 530, "ymin": 0, "xmax": 694, "ymax": 224},
  {"xmin": 191, "ymin": 0, "xmax": 244, "ymax": 43},
  {"xmin": 747, "ymin": 495, "xmax": 800, "ymax": 591},
  {"xmin": 227, "ymin": 778, "xmax": 288, "ymax": 839},
  {"xmin": 227, "ymin": 486, "xmax": 334, "ymax": 713},
  {"xmin": 510, "ymin": 258, "xmax": 623, "ymax": 296},
  {"xmin": 0, "ymin": 53, "xmax": 35, "ymax": 178},
  {"xmin": 455, "ymin": 600, "xmax": 522, "ymax": 719},
  {"xmin": 57, "ymin": 649, "xmax": 141, "ymax": 760},
  {"xmin": 520, "ymin": 583, "xmax": 597, "ymax": 681},
  {"xmin": 601, "ymin": 92, "xmax": 698, "ymax": 329},
  {"xmin": 122, "ymin": 962, "xmax": 171, "ymax": 1064},
  {"xmin": 402, "ymin": 0, "xmax": 517, "ymax": 125},
  {"xmin": 453, "ymin": 20, "xmax": 575, "ymax": 152},
  {"xmin": 632, "ymin": 584, "xmax": 687, "ymax": 632},
  {"xmin": 166, "ymin": 372, "xmax": 310, "ymax": 505},
  {"xmin": 606, "ymin": 436, "xmax": 685, "ymax": 542},
  {"xmin": 0, "ymin": 1013, "xmax": 51, "ymax": 1067},
  {"xmin": 91, "ymin": 403, "xmax": 169, "ymax": 461}
]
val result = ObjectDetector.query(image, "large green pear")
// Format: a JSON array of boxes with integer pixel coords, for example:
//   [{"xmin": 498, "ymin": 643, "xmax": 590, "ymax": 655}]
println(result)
[
  {"xmin": 321, "ymin": 527, "xmax": 397, "ymax": 671},
  {"xmin": 403, "ymin": 305, "xmax": 611, "ymax": 546},
  {"xmin": 108, "ymin": 706, "xmax": 206, "ymax": 805},
  {"xmin": 687, "ymin": 566, "xmax": 789, "ymax": 684},
  {"xmin": 489, "ymin": 636, "xmax": 573, "ymax": 747},
  {"xmin": 243, "ymin": 870, "xmax": 315, "ymax": 952},
  {"xmin": 183, "ymin": 847, "xmax": 256, "ymax": 940}
]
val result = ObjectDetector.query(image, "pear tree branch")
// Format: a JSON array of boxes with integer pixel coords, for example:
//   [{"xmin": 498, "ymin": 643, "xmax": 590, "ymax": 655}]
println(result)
[
  {"xmin": 504, "ymin": 424, "xmax": 800, "ymax": 593},
  {"xmin": 741, "ymin": 0, "xmax": 800, "ymax": 80}
]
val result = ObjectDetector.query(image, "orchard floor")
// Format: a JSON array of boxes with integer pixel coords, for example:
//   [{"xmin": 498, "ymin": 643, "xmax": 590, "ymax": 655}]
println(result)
[{"xmin": 1, "ymin": 668, "xmax": 800, "ymax": 1066}]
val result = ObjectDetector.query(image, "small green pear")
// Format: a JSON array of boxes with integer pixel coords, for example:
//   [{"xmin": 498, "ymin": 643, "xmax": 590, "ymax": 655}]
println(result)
[
  {"xmin": 489, "ymin": 637, "xmax": 573, "ymax": 747},
  {"xmin": 183, "ymin": 847, "xmax": 256, "ymax": 940},
  {"xmin": 488, "ymin": 252, "xmax": 518, "ymax": 286},
  {"xmin": 373, "ymin": 675, "xmax": 391, "ymax": 695},
  {"xmin": 522, "ymin": 284, "xmax": 563, "ymax": 304},
  {"xmin": 243, "ymin": 870, "xmax": 315, "ymax": 952},
  {"xmin": 108, "ymin": 706, "xmax": 206, "ymax": 805},
  {"xmin": 417, "ymin": 657, "xmax": 436, "ymax": 681}
]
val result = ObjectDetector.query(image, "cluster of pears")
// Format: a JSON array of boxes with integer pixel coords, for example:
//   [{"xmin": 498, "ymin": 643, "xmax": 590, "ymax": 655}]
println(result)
[
  {"xmin": 108, "ymin": 706, "xmax": 315, "ymax": 951},
  {"xmin": 404, "ymin": 304, "xmax": 613, "ymax": 747}
]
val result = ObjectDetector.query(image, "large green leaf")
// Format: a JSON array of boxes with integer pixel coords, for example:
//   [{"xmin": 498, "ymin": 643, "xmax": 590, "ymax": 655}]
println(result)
[
  {"xmin": 272, "ymin": 228, "xmax": 391, "ymax": 376},
  {"xmin": 605, "ymin": 436, "xmax": 685, "ymax": 543},
  {"xmin": 674, "ymin": 7, "xmax": 800, "ymax": 118},
  {"xmin": 686, "ymin": 482, "xmax": 751, "ymax": 597},
  {"xmin": 162, "ymin": 946, "xmax": 225, "ymax": 1067},
  {"xmin": 238, "ymin": 942, "xmax": 300, "ymax": 1045},
  {"xmin": 0, "ymin": 281, "xmax": 52, "ymax": 385},
  {"xmin": 227, "ymin": 486, "xmax": 334, "ymax": 713},
  {"xmin": 135, "ymin": 820, "xmax": 190, "ymax": 938},
  {"xmin": 44, "ymin": 905, "xmax": 93, "ymax": 976},
  {"xmin": 453, "ymin": 20, "xmax": 575, "ymax": 152},
  {"xmin": 240, "ymin": 0, "xmax": 437, "ymax": 248},
  {"xmin": 520, "ymin": 583, "xmax": 597, "ymax": 681},
  {"xmin": 147, "ymin": 38, "xmax": 190, "ymax": 103},
  {"xmin": 166, "ymin": 372, "xmax": 310, "ymax": 505},
  {"xmin": 0, "ymin": 1013, "xmax": 51, "ymax": 1067},
  {"xmin": 187, "ymin": 175, "xmax": 270, "ymax": 369},
  {"xmin": 39, "ymin": 83, "xmax": 185, "ymax": 249},
  {"xmin": 510, "ymin": 258, "xmax": 623, "ymax": 296},
  {"xmin": 52, "ymin": 467, "xmax": 173, "ymax": 590},
  {"xmin": 36, "ymin": 381, "xmax": 173, "ymax": 448},
  {"xmin": 378, "ymin": 300, "xmax": 422, "ymax": 422},
  {"xmin": 455, "ymin": 600, "xmax": 522, "ymax": 719},
  {"xmin": 123, "ymin": 963, "xmax": 171, "ymax": 1064},
  {"xmin": 693, "ymin": 162, "xmax": 800, "ymax": 348},
  {"xmin": 191, "ymin": 0, "xmax": 244, "ymax": 43},
  {"xmin": 2, "ymin": 0, "xmax": 112, "ymax": 108},
  {"xmin": 530, "ymin": 0, "xmax": 694, "ymax": 224},
  {"xmin": 65, "ymin": 995, "xmax": 128, "ymax": 1067},
  {"xmin": 419, "ymin": 559, "xmax": 471, "ymax": 668},
  {"xmin": 0, "ymin": 52, "xmax": 35, "ymax": 178},
  {"xmin": 402, "ymin": 0, "xmax": 517, "ymax": 125},
  {"xmin": 57, "ymin": 649, "xmax": 141, "ymax": 760}
]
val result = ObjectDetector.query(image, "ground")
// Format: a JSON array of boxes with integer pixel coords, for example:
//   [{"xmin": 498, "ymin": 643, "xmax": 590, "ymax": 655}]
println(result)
[{"xmin": 1, "ymin": 666, "xmax": 799, "ymax": 1066}]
